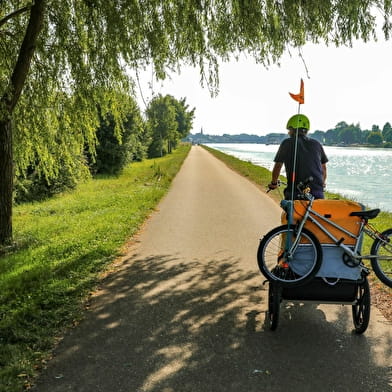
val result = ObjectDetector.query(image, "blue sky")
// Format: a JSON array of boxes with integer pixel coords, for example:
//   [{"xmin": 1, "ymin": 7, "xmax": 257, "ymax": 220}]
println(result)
[{"xmin": 135, "ymin": 38, "xmax": 392, "ymax": 136}]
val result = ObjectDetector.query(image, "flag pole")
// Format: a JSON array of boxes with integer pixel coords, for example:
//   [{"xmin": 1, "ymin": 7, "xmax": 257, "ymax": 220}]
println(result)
[
  {"xmin": 287, "ymin": 79, "xmax": 304, "ymax": 227},
  {"xmin": 290, "ymin": 102, "xmax": 302, "ymax": 202}
]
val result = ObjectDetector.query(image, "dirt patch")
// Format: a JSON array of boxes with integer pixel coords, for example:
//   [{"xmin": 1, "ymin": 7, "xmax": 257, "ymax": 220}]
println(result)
[{"xmin": 369, "ymin": 278, "xmax": 392, "ymax": 321}]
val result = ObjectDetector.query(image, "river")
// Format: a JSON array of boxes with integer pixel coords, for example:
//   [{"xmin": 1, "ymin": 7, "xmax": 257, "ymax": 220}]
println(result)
[{"xmin": 206, "ymin": 143, "xmax": 392, "ymax": 213}]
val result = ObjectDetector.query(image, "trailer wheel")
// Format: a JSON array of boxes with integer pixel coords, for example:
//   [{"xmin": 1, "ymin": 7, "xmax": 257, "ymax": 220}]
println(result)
[
  {"xmin": 352, "ymin": 277, "xmax": 370, "ymax": 334},
  {"xmin": 267, "ymin": 282, "xmax": 281, "ymax": 331}
]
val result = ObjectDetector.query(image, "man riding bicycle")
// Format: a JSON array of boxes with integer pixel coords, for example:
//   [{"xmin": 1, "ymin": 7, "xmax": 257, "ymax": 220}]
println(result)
[{"xmin": 268, "ymin": 114, "xmax": 328, "ymax": 200}]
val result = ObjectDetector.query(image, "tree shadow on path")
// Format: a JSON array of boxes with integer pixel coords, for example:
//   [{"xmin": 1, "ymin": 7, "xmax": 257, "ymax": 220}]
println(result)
[{"xmin": 34, "ymin": 253, "xmax": 392, "ymax": 392}]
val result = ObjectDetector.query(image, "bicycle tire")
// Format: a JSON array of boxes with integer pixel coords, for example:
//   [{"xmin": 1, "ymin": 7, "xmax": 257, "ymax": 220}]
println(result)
[
  {"xmin": 352, "ymin": 277, "xmax": 371, "ymax": 334},
  {"xmin": 370, "ymin": 228, "xmax": 392, "ymax": 288},
  {"xmin": 257, "ymin": 224, "xmax": 322, "ymax": 287},
  {"xmin": 267, "ymin": 282, "xmax": 281, "ymax": 331}
]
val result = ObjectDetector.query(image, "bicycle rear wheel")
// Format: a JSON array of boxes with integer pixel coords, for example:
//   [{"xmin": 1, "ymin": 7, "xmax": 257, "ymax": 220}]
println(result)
[
  {"xmin": 267, "ymin": 282, "xmax": 281, "ymax": 331},
  {"xmin": 257, "ymin": 225, "xmax": 322, "ymax": 287},
  {"xmin": 352, "ymin": 277, "xmax": 371, "ymax": 334},
  {"xmin": 370, "ymin": 228, "xmax": 392, "ymax": 288}
]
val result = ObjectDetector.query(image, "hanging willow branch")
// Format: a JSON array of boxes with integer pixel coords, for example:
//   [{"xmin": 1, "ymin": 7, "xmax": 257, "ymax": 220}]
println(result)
[{"xmin": 0, "ymin": 3, "xmax": 32, "ymax": 29}]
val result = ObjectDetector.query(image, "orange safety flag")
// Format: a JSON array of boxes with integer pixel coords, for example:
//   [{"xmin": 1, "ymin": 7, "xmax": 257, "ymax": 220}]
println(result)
[{"xmin": 289, "ymin": 79, "xmax": 304, "ymax": 104}]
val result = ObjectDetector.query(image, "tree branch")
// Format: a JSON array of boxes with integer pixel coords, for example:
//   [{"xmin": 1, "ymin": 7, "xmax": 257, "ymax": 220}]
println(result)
[
  {"xmin": 5, "ymin": 0, "xmax": 46, "ymax": 112},
  {"xmin": 0, "ymin": 4, "xmax": 32, "ymax": 29}
]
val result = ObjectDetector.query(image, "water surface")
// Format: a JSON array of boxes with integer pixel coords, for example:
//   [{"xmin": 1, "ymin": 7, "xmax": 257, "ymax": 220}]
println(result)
[{"xmin": 207, "ymin": 143, "xmax": 392, "ymax": 212}]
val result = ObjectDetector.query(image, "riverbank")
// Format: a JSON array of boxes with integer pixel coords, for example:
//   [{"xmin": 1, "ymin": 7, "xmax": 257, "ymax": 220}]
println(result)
[
  {"xmin": 206, "ymin": 143, "xmax": 392, "ymax": 213},
  {"xmin": 202, "ymin": 144, "xmax": 392, "ymax": 321}
]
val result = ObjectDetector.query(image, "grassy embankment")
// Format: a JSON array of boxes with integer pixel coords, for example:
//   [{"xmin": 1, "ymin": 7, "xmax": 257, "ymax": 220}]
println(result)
[
  {"xmin": 0, "ymin": 144, "xmax": 191, "ymax": 392},
  {"xmin": 202, "ymin": 144, "xmax": 392, "ymax": 232},
  {"xmin": 202, "ymin": 145, "xmax": 392, "ymax": 289}
]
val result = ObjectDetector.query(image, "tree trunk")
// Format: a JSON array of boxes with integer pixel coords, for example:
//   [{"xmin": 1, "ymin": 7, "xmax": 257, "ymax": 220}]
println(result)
[
  {"xmin": 0, "ymin": 0, "xmax": 46, "ymax": 245},
  {"xmin": 0, "ymin": 119, "xmax": 13, "ymax": 245}
]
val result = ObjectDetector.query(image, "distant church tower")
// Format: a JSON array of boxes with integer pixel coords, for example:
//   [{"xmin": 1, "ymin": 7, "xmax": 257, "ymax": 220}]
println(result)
[{"xmin": 200, "ymin": 127, "xmax": 203, "ymax": 135}]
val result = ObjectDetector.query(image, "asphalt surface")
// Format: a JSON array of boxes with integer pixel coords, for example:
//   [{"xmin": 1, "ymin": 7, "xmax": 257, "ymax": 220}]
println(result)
[{"xmin": 33, "ymin": 146, "xmax": 392, "ymax": 392}]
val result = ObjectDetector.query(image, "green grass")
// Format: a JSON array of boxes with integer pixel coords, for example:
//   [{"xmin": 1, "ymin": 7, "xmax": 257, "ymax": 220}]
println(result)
[
  {"xmin": 2, "ymin": 143, "xmax": 390, "ymax": 390},
  {"xmin": 0, "ymin": 144, "xmax": 191, "ymax": 392},
  {"xmin": 202, "ymin": 145, "xmax": 284, "ymax": 204}
]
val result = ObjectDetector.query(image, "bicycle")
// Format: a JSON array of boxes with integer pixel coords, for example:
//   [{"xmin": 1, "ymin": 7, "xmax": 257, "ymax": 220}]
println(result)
[{"xmin": 257, "ymin": 178, "xmax": 392, "ymax": 289}]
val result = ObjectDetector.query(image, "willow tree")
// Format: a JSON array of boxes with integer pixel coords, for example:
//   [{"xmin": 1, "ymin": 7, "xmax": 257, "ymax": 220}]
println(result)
[{"xmin": 1, "ymin": 0, "xmax": 391, "ymax": 244}]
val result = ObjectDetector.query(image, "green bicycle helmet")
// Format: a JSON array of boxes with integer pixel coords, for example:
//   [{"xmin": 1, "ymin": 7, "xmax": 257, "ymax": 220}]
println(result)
[{"xmin": 286, "ymin": 114, "xmax": 310, "ymax": 131}]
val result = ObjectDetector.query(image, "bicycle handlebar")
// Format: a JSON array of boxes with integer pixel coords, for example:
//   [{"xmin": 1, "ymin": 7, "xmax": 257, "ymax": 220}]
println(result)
[
  {"xmin": 266, "ymin": 179, "xmax": 286, "ymax": 193},
  {"xmin": 266, "ymin": 177, "xmax": 314, "ymax": 200}
]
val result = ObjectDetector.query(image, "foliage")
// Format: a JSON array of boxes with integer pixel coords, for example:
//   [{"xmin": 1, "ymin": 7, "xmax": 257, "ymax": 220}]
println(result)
[
  {"xmin": 367, "ymin": 131, "xmax": 383, "ymax": 145},
  {"xmin": 311, "ymin": 121, "xmax": 391, "ymax": 146},
  {"xmin": 146, "ymin": 94, "xmax": 178, "ymax": 157},
  {"xmin": 169, "ymin": 96, "xmax": 196, "ymax": 139},
  {"xmin": 2, "ymin": 0, "xmax": 392, "ymax": 180},
  {"xmin": 0, "ymin": 144, "xmax": 191, "ymax": 392},
  {"xmin": 14, "ymin": 156, "xmax": 90, "ymax": 204},
  {"xmin": 146, "ymin": 94, "xmax": 194, "ymax": 158},
  {"xmin": 382, "ymin": 122, "xmax": 392, "ymax": 142},
  {"xmin": 90, "ymin": 96, "xmax": 149, "ymax": 175},
  {"xmin": 2, "ymin": 1, "xmax": 392, "ymax": 243}
]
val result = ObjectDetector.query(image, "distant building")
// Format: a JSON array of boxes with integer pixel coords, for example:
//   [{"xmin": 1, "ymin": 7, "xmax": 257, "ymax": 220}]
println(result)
[
  {"xmin": 183, "ymin": 131, "xmax": 287, "ymax": 145},
  {"xmin": 265, "ymin": 133, "xmax": 287, "ymax": 144}
]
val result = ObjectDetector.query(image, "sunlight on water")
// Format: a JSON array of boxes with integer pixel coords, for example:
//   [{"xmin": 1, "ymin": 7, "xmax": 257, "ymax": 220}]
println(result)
[{"xmin": 207, "ymin": 143, "xmax": 392, "ymax": 212}]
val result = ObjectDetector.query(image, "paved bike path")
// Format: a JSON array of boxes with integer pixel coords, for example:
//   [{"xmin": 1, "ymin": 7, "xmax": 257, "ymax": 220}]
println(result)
[{"xmin": 34, "ymin": 146, "xmax": 392, "ymax": 392}]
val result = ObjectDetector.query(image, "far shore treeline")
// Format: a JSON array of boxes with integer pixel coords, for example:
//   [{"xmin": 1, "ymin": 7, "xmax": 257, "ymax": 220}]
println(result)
[{"xmin": 187, "ymin": 121, "xmax": 392, "ymax": 147}]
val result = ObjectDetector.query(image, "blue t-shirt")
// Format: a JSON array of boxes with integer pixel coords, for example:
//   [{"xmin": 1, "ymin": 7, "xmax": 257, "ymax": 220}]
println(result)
[{"xmin": 274, "ymin": 135, "xmax": 328, "ymax": 199}]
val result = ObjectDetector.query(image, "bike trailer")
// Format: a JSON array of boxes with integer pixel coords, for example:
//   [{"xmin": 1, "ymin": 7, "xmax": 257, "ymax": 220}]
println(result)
[
  {"xmin": 288, "ymin": 244, "xmax": 362, "ymax": 280},
  {"xmin": 281, "ymin": 199, "xmax": 364, "ymax": 245},
  {"xmin": 268, "ymin": 200, "xmax": 370, "ymax": 333},
  {"xmin": 281, "ymin": 200, "xmax": 365, "ymax": 281}
]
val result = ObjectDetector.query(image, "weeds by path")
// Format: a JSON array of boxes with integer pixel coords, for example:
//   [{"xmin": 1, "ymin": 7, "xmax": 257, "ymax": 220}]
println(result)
[{"xmin": 0, "ymin": 144, "xmax": 191, "ymax": 392}]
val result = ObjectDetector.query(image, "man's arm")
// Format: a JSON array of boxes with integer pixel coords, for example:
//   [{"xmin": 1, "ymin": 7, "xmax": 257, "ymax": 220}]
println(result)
[
  {"xmin": 322, "ymin": 163, "xmax": 327, "ymax": 188},
  {"xmin": 268, "ymin": 162, "xmax": 283, "ymax": 189}
]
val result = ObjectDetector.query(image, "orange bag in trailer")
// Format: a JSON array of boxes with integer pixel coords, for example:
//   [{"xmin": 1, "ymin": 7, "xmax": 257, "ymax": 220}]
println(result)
[{"xmin": 281, "ymin": 199, "xmax": 364, "ymax": 245}]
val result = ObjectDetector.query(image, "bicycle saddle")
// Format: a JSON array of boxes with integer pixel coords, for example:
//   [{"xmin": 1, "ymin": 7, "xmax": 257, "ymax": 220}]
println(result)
[{"xmin": 349, "ymin": 208, "xmax": 380, "ymax": 220}]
